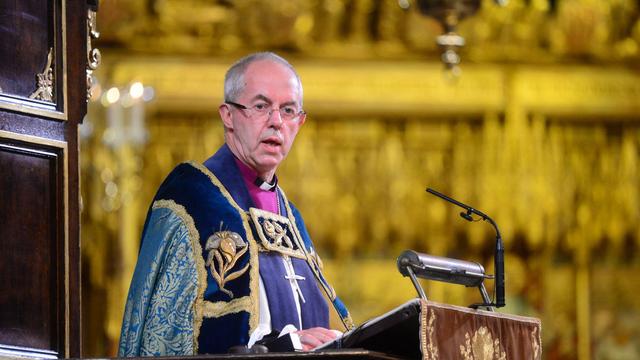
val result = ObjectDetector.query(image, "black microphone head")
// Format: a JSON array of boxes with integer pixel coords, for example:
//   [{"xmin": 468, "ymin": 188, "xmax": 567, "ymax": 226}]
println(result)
[{"xmin": 460, "ymin": 211, "xmax": 473, "ymax": 222}]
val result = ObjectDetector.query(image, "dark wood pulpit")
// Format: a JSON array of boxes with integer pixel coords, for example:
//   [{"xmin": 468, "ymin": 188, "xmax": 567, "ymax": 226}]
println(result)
[{"xmin": 0, "ymin": 0, "xmax": 91, "ymax": 358}]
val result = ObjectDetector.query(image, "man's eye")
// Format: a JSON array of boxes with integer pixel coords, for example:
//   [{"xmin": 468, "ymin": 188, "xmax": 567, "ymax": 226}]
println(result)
[
  {"xmin": 282, "ymin": 106, "xmax": 296, "ymax": 115},
  {"xmin": 254, "ymin": 103, "xmax": 268, "ymax": 111}
]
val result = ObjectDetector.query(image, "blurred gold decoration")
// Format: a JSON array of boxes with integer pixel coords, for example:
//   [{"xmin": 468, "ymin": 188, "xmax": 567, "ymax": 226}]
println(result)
[
  {"xmin": 96, "ymin": 0, "xmax": 640, "ymax": 62},
  {"xmin": 413, "ymin": 0, "xmax": 507, "ymax": 71},
  {"xmin": 82, "ymin": 1, "xmax": 640, "ymax": 358},
  {"xmin": 80, "ymin": 80, "xmax": 153, "ymax": 354},
  {"xmin": 87, "ymin": 8, "xmax": 101, "ymax": 101},
  {"xmin": 29, "ymin": 48, "xmax": 54, "ymax": 102}
]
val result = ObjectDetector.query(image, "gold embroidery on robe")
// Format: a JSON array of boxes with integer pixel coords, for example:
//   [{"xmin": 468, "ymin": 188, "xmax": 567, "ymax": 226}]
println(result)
[
  {"xmin": 204, "ymin": 231, "xmax": 250, "ymax": 298},
  {"xmin": 248, "ymin": 207, "xmax": 306, "ymax": 259}
]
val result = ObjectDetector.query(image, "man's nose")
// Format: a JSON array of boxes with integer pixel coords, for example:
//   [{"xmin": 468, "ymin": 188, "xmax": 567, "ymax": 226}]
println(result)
[{"xmin": 267, "ymin": 108, "xmax": 283, "ymax": 128}]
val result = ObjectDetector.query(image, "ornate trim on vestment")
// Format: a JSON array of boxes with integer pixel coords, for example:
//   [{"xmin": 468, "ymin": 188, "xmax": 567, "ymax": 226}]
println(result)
[
  {"xmin": 249, "ymin": 207, "xmax": 307, "ymax": 259},
  {"xmin": 152, "ymin": 199, "xmax": 206, "ymax": 354},
  {"xmin": 202, "ymin": 296, "xmax": 253, "ymax": 318},
  {"xmin": 187, "ymin": 161, "xmax": 260, "ymax": 333}
]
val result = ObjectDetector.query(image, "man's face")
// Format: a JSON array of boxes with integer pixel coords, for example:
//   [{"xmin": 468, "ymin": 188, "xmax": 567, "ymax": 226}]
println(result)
[{"xmin": 220, "ymin": 60, "xmax": 305, "ymax": 180}]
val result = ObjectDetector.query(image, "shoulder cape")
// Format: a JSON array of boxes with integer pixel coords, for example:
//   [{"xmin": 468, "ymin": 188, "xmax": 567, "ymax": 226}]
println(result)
[{"xmin": 119, "ymin": 147, "xmax": 352, "ymax": 356}]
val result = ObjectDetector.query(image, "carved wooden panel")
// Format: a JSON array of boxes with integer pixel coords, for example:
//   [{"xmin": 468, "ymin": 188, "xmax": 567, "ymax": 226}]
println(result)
[
  {"xmin": 0, "ymin": 0, "xmax": 86, "ymax": 357},
  {"xmin": 0, "ymin": 133, "xmax": 67, "ymax": 358},
  {"xmin": 0, "ymin": 1, "xmax": 66, "ymax": 119}
]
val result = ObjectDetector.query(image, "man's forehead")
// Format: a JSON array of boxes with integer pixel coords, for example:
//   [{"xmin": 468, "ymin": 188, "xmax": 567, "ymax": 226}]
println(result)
[
  {"xmin": 241, "ymin": 61, "xmax": 301, "ymax": 99},
  {"xmin": 245, "ymin": 60, "xmax": 296, "ymax": 79}
]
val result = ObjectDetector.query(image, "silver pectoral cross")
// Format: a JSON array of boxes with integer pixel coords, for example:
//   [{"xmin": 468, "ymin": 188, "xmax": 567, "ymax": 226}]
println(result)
[{"xmin": 283, "ymin": 256, "xmax": 306, "ymax": 304}]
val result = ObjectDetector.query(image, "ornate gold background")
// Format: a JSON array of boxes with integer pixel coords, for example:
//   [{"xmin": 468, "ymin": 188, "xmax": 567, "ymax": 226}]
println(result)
[{"xmin": 81, "ymin": 1, "xmax": 640, "ymax": 359}]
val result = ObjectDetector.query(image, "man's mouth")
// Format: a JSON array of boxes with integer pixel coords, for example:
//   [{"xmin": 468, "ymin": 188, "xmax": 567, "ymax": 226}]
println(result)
[{"xmin": 261, "ymin": 137, "xmax": 282, "ymax": 147}]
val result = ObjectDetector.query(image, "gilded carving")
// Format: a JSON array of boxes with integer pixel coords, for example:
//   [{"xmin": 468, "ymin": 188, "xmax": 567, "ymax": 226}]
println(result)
[
  {"xmin": 96, "ymin": 0, "xmax": 640, "ymax": 63},
  {"xmin": 87, "ymin": 9, "xmax": 101, "ymax": 101},
  {"xmin": 29, "ymin": 48, "xmax": 54, "ymax": 102},
  {"xmin": 459, "ymin": 326, "xmax": 506, "ymax": 360},
  {"xmin": 204, "ymin": 231, "xmax": 249, "ymax": 298}
]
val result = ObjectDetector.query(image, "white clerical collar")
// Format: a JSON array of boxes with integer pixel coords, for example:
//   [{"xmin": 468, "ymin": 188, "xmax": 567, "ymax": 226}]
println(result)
[{"xmin": 253, "ymin": 176, "xmax": 278, "ymax": 192}]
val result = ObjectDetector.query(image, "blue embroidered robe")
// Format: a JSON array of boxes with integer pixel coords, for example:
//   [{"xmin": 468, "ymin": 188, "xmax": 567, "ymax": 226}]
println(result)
[{"xmin": 118, "ymin": 145, "xmax": 352, "ymax": 356}]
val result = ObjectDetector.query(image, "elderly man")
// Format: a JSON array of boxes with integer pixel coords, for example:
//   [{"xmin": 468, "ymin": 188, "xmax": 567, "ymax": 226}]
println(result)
[{"xmin": 118, "ymin": 52, "xmax": 352, "ymax": 356}]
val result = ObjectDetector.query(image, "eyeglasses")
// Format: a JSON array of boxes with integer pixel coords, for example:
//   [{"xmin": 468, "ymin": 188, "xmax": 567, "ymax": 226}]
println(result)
[{"xmin": 226, "ymin": 101, "xmax": 306, "ymax": 122}]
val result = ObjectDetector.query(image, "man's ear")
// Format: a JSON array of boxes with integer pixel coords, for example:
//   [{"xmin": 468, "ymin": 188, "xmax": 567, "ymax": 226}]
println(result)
[
  {"xmin": 219, "ymin": 103, "xmax": 233, "ymax": 129},
  {"xmin": 298, "ymin": 113, "xmax": 307, "ymax": 127}
]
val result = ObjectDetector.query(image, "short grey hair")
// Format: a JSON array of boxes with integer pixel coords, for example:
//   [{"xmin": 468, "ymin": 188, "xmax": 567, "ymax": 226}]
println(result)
[{"xmin": 223, "ymin": 52, "xmax": 303, "ymax": 106}]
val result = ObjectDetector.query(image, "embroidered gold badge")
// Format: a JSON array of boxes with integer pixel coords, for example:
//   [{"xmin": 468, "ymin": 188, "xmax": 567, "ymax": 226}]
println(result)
[
  {"xmin": 248, "ymin": 208, "xmax": 306, "ymax": 259},
  {"xmin": 204, "ymin": 231, "xmax": 249, "ymax": 298},
  {"xmin": 459, "ymin": 326, "xmax": 506, "ymax": 360}
]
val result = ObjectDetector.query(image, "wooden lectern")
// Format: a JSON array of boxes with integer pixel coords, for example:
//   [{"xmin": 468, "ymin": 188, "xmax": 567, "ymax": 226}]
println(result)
[{"xmin": 317, "ymin": 299, "xmax": 541, "ymax": 360}]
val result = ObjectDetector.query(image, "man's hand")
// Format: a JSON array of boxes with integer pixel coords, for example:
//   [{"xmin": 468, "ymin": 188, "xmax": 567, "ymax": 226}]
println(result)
[{"xmin": 295, "ymin": 327, "xmax": 340, "ymax": 351}]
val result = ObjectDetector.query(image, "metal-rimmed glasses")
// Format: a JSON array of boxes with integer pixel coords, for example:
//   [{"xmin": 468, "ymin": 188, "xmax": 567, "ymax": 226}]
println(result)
[{"xmin": 226, "ymin": 101, "xmax": 306, "ymax": 122}]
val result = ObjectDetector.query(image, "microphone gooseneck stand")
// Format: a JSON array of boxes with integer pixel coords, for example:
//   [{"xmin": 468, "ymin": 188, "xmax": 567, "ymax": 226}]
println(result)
[{"xmin": 426, "ymin": 188, "xmax": 506, "ymax": 309}]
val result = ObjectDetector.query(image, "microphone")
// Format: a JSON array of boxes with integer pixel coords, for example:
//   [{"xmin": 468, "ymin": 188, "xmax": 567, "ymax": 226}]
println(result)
[
  {"xmin": 426, "ymin": 188, "xmax": 506, "ymax": 308},
  {"xmin": 397, "ymin": 250, "xmax": 489, "ymax": 288}
]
